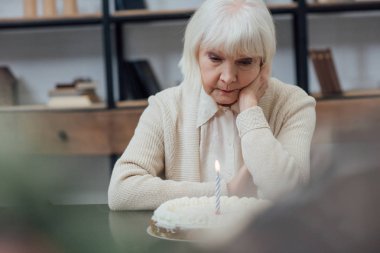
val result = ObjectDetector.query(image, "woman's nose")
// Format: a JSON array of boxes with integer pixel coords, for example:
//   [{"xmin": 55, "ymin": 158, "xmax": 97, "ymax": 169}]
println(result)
[{"xmin": 220, "ymin": 63, "xmax": 237, "ymax": 85}]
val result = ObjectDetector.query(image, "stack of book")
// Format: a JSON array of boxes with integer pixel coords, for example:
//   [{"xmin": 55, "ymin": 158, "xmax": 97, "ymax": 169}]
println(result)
[
  {"xmin": 309, "ymin": 48, "xmax": 342, "ymax": 97},
  {"xmin": 47, "ymin": 78, "xmax": 101, "ymax": 108}
]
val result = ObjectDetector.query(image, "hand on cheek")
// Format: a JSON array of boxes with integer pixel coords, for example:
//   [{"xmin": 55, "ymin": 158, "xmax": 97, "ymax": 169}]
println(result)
[{"xmin": 238, "ymin": 64, "xmax": 270, "ymax": 112}]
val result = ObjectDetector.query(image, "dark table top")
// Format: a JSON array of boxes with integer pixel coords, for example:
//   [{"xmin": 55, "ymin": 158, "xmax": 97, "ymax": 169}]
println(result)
[{"xmin": 0, "ymin": 204, "xmax": 205, "ymax": 253}]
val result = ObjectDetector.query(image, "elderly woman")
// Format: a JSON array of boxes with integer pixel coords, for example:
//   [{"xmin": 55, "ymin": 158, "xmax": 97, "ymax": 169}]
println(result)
[{"xmin": 108, "ymin": 0, "xmax": 316, "ymax": 210}]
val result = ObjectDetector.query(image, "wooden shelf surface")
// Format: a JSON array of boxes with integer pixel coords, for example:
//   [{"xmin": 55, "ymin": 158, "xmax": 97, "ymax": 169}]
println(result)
[{"xmin": 312, "ymin": 88, "xmax": 380, "ymax": 100}]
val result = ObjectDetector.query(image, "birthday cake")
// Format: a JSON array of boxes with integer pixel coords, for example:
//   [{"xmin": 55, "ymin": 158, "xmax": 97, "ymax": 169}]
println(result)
[{"xmin": 149, "ymin": 196, "xmax": 271, "ymax": 241}]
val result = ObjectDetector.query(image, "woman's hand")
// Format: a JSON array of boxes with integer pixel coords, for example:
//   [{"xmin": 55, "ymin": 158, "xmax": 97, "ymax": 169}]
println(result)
[
  {"xmin": 238, "ymin": 64, "xmax": 270, "ymax": 111},
  {"xmin": 227, "ymin": 165, "xmax": 257, "ymax": 197}
]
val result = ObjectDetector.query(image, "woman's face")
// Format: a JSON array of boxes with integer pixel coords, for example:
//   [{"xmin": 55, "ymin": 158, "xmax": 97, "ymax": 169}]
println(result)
[{"xmin": 198, "ymin": 46, "xmax": 262, "ymax": 106}]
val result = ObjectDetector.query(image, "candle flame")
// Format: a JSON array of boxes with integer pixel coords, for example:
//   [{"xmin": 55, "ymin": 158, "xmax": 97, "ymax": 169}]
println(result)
[{"xmin": 215, "ymin": 160, "xmax": 220, "ymax": 172}]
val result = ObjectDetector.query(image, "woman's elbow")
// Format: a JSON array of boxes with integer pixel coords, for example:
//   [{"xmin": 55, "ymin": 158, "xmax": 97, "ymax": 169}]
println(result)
[
  {"xmin": 107, "ymin": 179, "xmax": 135, "ymax": 211},
  {"xmin": 108, "ymin": 180, "xmax": 147, "ymax": 210},
  {"xmin": 108, "ymin": 184, "xmax": 125, "ymax": 211}
]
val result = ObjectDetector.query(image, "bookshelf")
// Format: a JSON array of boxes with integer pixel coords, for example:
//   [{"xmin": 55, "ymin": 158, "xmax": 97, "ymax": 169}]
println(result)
[
  {"xmin": 110, "ymin": 1, "xmax": 380, "ymax": 99},
  {"xmin": 0, "ymin": 0, "xmax": 379, "ymax": 155},
  {"xmin": 111, "ymin": 1, "xmax": 306, "ymax": 99}
]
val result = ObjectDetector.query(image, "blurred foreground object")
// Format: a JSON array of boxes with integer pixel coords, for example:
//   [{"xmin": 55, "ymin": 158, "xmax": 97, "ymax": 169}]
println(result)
[
  {"xmin": 220, "ymin": 165, "xmax": 380, "ymax": 253},
  {"xmin": 221, "ymin": 96, "xmax": 380, "ymax": 253},
  {"xmin": 0, "ymin": 212, "xmax": 61, "ymax": 253}
]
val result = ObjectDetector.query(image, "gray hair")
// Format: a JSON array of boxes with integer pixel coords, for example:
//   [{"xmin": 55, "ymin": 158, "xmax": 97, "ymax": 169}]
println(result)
[{"xmin": 179, "ymin": 0, "xmax": 276, "ymax": 83}]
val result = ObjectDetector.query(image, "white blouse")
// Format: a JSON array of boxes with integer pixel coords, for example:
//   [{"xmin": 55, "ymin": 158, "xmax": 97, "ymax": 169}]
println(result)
[{"xmin": 197, "ymin": 88, "xmax": 244, "ymax": 183}]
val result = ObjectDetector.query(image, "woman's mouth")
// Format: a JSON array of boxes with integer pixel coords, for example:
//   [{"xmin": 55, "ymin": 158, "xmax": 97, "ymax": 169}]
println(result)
[{"xmin": 219, "ymin": 89, "xmax": 237, "ymax": 94}]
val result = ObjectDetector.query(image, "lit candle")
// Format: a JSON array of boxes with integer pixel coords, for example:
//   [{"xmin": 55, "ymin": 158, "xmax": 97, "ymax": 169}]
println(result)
[{"xmin": 215, "ymin": 160, "xmax": 221, "ymax": 215}]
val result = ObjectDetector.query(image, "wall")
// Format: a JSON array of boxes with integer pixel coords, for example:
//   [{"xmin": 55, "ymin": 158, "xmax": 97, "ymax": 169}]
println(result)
[{"xmin": 0, "ymin": 0, "xmax": 379, "ymax": 204}]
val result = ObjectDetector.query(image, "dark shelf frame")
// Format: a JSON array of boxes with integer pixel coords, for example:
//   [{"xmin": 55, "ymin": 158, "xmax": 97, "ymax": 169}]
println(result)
[
  {"xmin": 102, "ymin": 0, "xmax": 115, "ymax": 109},
  {"xmin": 0, "ymin": 16, "xmax": 102, "ymax": 29},
  {"xmin": 293, "ymin": 0, "xmax": 309, "ymax": 92},
  {"xmin": 308, "ymin": 1, "xmax": 380, "ymax": 13}
]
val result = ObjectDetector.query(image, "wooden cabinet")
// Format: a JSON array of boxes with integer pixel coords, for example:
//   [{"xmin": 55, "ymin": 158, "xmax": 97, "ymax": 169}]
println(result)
[{"xmin": 0, "ymin": 105, "xmax": 145, "ymax": 155}]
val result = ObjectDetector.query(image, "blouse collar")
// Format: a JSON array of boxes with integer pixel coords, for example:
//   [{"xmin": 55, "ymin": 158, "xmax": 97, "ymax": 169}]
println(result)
[{"xmin": 196, "ymin": 87, "xmax": 240, "ymax": 128}]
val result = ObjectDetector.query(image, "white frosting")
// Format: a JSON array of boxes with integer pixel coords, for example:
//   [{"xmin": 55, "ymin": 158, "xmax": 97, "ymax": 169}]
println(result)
[{"xmin": 152, "ymin": 196, "xmax": 271, "ymax": 230}]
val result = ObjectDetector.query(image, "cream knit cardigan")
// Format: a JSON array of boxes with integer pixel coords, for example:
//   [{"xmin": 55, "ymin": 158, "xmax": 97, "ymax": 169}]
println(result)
[{"xmin": 108, "ymin": 78, "xmax": 316, "ymax": 210}]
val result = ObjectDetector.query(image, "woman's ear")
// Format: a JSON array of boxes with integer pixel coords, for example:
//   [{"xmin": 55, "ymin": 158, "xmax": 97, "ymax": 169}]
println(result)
[
  {"xmin": 260, "ymin": 57, "xmax": 265, "ymax": 67},
  {"xmin": 260, "ymin": 63, "xmax": 271, "ymax": 81}
]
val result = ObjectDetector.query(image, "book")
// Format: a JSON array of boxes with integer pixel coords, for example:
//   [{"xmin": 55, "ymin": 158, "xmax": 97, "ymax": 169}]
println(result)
[
  {"xmin": 309, "ymin": 49, "xmax": 329, "ymax": 94},
  {"xmin": 0, "ymin": 66, "xmax": 17, "ymax": 106},
  {"xmin": 116, "ymin": 99, "xmax": 148, "ymax": 108},
  {"xmin": 48, "ymin": 80, "xmax": 99, "ymax": 99},
  {"xmin": 129, "ymin": 60, "xmax": 161, "ymax": 97},
  {"xmin": 120, "ymin": 60, "xmax": 161, "ymax": 100},
  {"xmin": 309, "ymin": 48, "xmax": 342, "ymax": 97},
  {"xmin": 309, "ymin": 50, "xmax": 330, "ymax": 96},
  {"xmin": 47, "ymin": 95, "xmax": 93, "ymax": 108},
  {"xmin": 48, "ymin": 86, "xmax": 96, "ymax": 96},
  {"xmin": 115, "ymin": 0, "xmax": 146, "ymax": 11},
  {"xmin": 120, "ymin": 61, "xmax": 148, "ymax": 100},
  {"xmin": 324, "ymin": 49, "xmax": 342, "ymax": 95},
  {"xmin": 55, "ymin": 78, "xmax": 96, "ymax": 90}
]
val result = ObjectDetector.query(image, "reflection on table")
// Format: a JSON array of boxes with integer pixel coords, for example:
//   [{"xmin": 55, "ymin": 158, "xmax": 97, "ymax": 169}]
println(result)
[
  {"xmin": 0, "ymin": 204, "xmax": 203, "ymax": 253},
  {"xmin": 108, "ymin": 208, "xmax": 202, "ymax": 253}
]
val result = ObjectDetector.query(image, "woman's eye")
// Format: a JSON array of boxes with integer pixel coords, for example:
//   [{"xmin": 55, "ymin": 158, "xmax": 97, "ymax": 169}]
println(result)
[
  {"xmin": 208, "ymin": 54, "xmax": 222, "ymax": 62},
  {"xmin": 237, "ymin": 58, "xmax": 253, "ymax": 66}
]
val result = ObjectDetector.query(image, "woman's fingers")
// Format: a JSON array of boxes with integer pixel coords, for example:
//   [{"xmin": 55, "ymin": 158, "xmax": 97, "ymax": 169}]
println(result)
[
  {"xmin": 257, "ymin": 64, "xmax": 269, "ymax": 97},
  {"xmin": 238, "ymin": 63, "xmax": 270, "ymax": 110},
  {"xmin": 253, "ymin": 63, "xmax": 269, "ymax": 89}
]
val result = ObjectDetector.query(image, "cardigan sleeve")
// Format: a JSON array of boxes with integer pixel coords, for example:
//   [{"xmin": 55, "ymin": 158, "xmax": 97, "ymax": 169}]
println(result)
[
  {"xmin": 108, "ymin": 95, "xmax": 227, "ymax": 211},
  {"xmin": 236, "ymin": 90, "xmax": 316, "ymax": 200}
]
